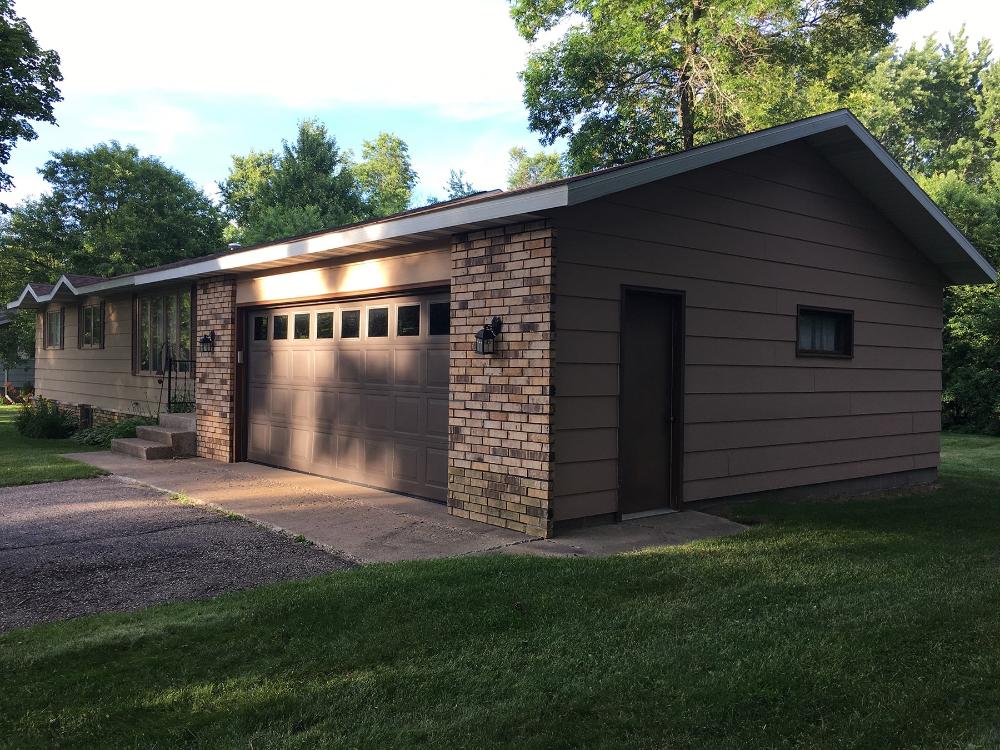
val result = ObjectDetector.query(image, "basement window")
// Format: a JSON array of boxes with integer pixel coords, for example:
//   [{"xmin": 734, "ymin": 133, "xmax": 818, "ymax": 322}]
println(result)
[{"xmin": 797, "ymin": 307, "xmax": 853, "ymax": 358}]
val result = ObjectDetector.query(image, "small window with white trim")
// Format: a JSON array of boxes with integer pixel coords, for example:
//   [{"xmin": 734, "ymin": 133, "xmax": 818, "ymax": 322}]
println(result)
[
  {"xmin": 45, "ymin": 307, "xmax": 64, "ymax": 349},
  {"xmin": 80, "ymin": 303, "xmax": 103, "ymax": 348}
]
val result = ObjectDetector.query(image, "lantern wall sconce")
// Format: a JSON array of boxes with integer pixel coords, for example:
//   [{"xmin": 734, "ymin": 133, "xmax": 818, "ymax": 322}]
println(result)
[
  {"xmin": 475, "ymin": 316, "xmax": 503, "ymax": 355},
  {"xmin": 199, "ymin": 331, "xmax": 216, "ymax": 353}
]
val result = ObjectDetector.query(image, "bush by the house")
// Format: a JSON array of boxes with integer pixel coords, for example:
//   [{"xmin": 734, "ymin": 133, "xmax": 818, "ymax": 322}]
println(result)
[
  {"xmin": 72, "ymin": 417, "xmax": 157, "ymax": 449},
  {"xmin": 15, "ymin": 398, "xmax": 76, "ymax": 439}
]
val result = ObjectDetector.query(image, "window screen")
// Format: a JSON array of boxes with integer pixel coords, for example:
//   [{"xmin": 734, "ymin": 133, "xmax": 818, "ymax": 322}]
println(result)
[{"xmin": 797, "ymin": 307, "xmax": 853, "ymax": 357}]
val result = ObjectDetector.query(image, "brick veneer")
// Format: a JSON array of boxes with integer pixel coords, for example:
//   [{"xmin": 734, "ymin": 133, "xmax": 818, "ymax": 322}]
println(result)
[
  {"xmin": 448, "ymin": 220, "xmax": 555, "ymax": 537},
  {"xmin": 195, "ymin": 276, "xmax": 236, "ymax": 462}
]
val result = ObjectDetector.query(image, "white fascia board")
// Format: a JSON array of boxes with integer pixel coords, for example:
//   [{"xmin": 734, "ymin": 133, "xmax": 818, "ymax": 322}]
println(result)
[{"xmin": 135, "ymin": 184, "xmax": 570, "ymax": 286}]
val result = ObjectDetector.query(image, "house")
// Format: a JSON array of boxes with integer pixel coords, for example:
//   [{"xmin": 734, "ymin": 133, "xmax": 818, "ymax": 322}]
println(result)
[
  {"xmin": 7, "ymin": 110, "xmax": 996, "ymax": 537},
  {"xmin": 0, "ymin": 311, "xmax": 35, "ymax": 400}
]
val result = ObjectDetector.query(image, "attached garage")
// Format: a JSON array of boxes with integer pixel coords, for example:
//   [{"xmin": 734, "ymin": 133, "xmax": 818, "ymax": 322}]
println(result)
[{"xmin": 243, "ymin": 291, "xmax": 451, "ymax": 500}]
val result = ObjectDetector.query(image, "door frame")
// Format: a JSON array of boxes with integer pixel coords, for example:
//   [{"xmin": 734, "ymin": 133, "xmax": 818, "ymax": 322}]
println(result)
[{"xmin": 616, "ymin": 285, "xmax": 686, "ymax": 517}]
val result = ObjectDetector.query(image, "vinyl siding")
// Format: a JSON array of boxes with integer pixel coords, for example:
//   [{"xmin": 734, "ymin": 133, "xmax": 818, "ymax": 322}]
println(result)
[
  {"xmin": 34, "ymin": 295, "xmax": 164, "ymax": 416},
  {"xmin": 551, "ymin": 140, "xmax": 944, "ymax": 521}
]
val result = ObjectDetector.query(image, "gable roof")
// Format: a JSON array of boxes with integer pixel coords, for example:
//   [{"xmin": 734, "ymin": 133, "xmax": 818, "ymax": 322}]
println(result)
[{"xmin": 8, "ymin": 109, "xmax": 995, "ymax": 311}]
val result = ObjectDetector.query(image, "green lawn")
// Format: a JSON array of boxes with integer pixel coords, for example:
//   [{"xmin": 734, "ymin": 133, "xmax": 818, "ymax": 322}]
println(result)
[
  {"xmin": 3, "ymin": 435, "xmax": 1000, "ymax": 749},
  {"xmin": 0, "ymin": 404, "xmax": 103, "ymax": 486}
]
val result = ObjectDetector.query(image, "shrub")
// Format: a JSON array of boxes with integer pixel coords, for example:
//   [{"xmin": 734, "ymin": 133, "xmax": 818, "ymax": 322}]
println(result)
[
  {"xmin": 15, "ymin": 398, "xmax": 76, "ymax": 439},
  {"xmin": 72, "ymin": 416, "xmax": 157, "ymax": 449}
]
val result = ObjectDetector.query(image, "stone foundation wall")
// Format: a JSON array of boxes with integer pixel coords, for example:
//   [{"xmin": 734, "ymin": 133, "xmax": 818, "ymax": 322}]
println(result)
[{"xmin": 447, "ymin": 221, "xmax": 556, "ymax": 537}]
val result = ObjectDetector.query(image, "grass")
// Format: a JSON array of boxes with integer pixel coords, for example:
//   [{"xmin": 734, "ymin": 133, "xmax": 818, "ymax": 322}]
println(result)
[
  {"xmin": 2, "ymin": 434, "xmax": 1000, "ymax": 748},
  {"xmin": 0, "ymin": 404, "xmax": 103, "ymax": 487}
]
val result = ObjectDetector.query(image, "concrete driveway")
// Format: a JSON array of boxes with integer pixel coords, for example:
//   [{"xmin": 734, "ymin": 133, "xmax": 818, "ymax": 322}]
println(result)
[
  {"xmin": 0, "ymin": 477, "xmax": 352, "ymax": 632},
  {"xmin": 65, "ymin": 452, "xmax": 748, "ymax": 561}
]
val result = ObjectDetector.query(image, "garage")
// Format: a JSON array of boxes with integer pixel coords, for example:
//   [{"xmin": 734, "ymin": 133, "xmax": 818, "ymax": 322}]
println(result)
[{"xmin": 244, "ymin": 292, "xmax": 450, "ymax": 501}]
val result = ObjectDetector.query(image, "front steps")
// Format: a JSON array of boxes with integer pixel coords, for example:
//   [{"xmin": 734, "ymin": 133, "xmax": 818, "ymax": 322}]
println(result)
[{"xmin": 111, "ymin": 412, "xmax": 196, "ymax": 460}]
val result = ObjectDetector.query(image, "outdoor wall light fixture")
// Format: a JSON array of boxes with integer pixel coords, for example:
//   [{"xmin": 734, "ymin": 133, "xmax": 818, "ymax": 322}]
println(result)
[
  {"xmin": 475, "ymin": 316, "xmax": 503, "ymax": 355},
  {"xmin": 199, "ymin": 331, "xmax": 216, "ymax": 353}
]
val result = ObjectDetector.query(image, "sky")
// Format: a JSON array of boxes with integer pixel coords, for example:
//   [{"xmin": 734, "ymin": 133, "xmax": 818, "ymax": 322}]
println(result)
[{"xmin": 4, "ymin": 0, "xmax": 1000, "ymax": 209}]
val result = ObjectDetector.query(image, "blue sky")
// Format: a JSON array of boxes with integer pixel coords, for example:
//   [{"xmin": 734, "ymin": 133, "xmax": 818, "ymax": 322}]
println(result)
[{"xmin": 5, "ymin": 0, "xmax": 1000, "ymax": 209}]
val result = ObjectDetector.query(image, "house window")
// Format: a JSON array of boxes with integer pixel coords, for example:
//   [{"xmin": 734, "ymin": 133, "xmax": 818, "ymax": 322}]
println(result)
[
  {"xmin": 273, "ymin": 315, "xmax": 288, "ymax": 340},
  {"xmin": 368, "ymin": 307, "xmax": 388, "ymax": 337},
  {"xmin": 136, "ymin": 289, "xmax": 192, "ymax": 373},
  {"xmin": 797, "ymin": 307, "xmax": 853, "ymax": 357},
  {"xmin": 316, "ymin": 312, "xmax": 334, "ymax": 339},
  {"xmin": 397, "ymin": 305, "xmax": 420, "ymax": 336},
  {"xmin": 341, "ymin": 310, "xmax": 360, "ymax": 338},
  {"xmin": 45, "ymin": 307, "xmax": 63, "ymax": 349},
  {"xmin": 253, "ymin": 315, "xmax": 268, "ymax": 341},
  {"xmin": 429, "ymin": 302, "xmax": 450, "ymax": 336},
  {"xmin": 294, "ymin": 313, "xmax": 310, "ymax": 340},
  {"xmin": 80, "ymin": 303, "xmax": 103, "ymax": 349}
]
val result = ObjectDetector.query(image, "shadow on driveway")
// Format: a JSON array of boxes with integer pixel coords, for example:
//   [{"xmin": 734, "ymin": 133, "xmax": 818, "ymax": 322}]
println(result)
[{"xmin": 0, "ymin": 477, "xmax": 353, "ymax": 632}]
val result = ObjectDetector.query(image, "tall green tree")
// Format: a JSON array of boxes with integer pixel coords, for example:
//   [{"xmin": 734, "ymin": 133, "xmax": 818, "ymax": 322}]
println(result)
[
  {"xmin": 352, "ymin": 132, "xmax": 417, "ymax": 216},
  {"xmin": 0, "ymin": 0, "xmax": 61, "ymax": 205},
  {"xmin": 445, "ymin": 169, "xmax": 476, "ymax": 199},
  {"xmin": 221, "ymin": 121, "xmax": 419, "ymax": 244},
  {"xmin": 507, "ymin": 147, "xmax": 566, "ymax": 189},
  {"xmin": 0, "ymin": 143, "xmax": 224, "ymax": 365},
  {"xmin": 511, "ymin": 0, "xmax": 927, "ymax": 171}
]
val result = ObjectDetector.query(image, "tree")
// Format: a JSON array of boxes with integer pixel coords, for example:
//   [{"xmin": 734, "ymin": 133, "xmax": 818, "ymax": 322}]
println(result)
[
  {"xmin": 511, "ymin": 0, "xmax": 927, "ymax": 171},
  {"xmin": 845, "ymin": 31, "xmax": 993, "ymax": 179},
  {"xmin": 507, "ymin": 147, "xmax": 566, "ymax": 189},
  {"xmin": 0, "ymin": 143, "xmax": 224, "ymax": 365},
  {"xmin": 445, "ymin": 169, "xmax": 476, "ymax": 199},
  {"xmin": 353, "ymin": 132, "xmax": 417, "ymax": 216},
  {"xmin": 0, "ymin": 0, "xmax": 62, "ymax": 206},
  {"xmin": 221, "ymin": 121, "xmax": 419, "ymax": 245}
]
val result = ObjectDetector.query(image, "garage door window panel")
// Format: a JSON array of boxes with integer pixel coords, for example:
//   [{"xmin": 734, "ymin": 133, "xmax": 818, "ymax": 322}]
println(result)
[
  {"xmin": 342, "ymin": 310, "xmax": 360, "ymax": 338},
  {"xmin": 273, "ymin": 315, "xmax": 289, "ymax": 340},
  {"xmin": 253, "ymin": 315, "xmax": 268, "ymax": 341},
  {"xmin": 397, "ymin": 305, "xmax": 420, "ymax": 336},
  {"xmin": 368, "ymin": 307, "xmax": 389, "ymax": 337},
  {"xmin": 294, "ymin": 313, "xmax": 310, "ymax": 340},
  {"xmin": 317, "ymin": 312, "xmax": 334, "ymax": 339}
]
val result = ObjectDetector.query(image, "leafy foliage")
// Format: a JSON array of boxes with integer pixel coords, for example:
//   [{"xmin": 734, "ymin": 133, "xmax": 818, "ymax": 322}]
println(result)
[
  {"xmin": 511, "ymin": 0, "xmax": 927, "ymax": 171},
  {"xmin": 352, "ymin": 132, "xmax": 417, "ymax": 217},
  {"xmin": 0, "ymin": 0, "xmax": 61, "ymax": 205},
  {"xmin": 220, "ymin": 121, "xmax": 418, "ymax": 245},
  {"xmin": 507, "ymin": 147, "xmax": 566, "ymax": 189},
  {"xmin": 445, "ymin": 169, "xmax": 476, "ymax": 199},
  {"xmin": 71, "ymin": 416, "xmax": 156, "ymax": 449},
  {"xmin": 15, "ymin": 397, "xmax": 75, "ymax": 439}
]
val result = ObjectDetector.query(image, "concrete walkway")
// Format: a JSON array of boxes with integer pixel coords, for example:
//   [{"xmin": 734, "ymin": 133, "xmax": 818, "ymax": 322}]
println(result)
[{"xmin": 66, "ymin": 452, "xmax": 746, "ymax": 562}]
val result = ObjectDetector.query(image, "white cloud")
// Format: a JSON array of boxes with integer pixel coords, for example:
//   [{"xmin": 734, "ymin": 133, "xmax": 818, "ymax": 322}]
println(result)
[
  {"xmin": 893, "ymin": 0, "xmax": 1000, "ymax": 50},
  {"xmin": 86, "ymin": 100, "xmax": 206, "ymax": 155},
  {"xmin": 18, "ymin": 0, "xmax": 531, "ymax": 117}
]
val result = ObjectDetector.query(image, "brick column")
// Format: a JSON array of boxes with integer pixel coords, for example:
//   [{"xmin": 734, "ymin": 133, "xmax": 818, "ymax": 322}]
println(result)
[
  {"xmin": 448, "ymin": 220, "xmax": 555, "ymax": 537},
  {"xmin": 195, "ymin": 275, "xmax": 236, "ymax": 462}
]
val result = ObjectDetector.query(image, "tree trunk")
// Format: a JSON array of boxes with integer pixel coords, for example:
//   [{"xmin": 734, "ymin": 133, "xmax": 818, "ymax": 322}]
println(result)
[{"xmin": 678, "ymin": 0, "xmax": 703, "ymax": 150}]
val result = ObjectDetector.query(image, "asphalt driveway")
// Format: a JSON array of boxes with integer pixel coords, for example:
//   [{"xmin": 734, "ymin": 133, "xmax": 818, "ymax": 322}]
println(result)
[{"xmin": 0, "ymin": 476, "xmax": 353, "ymax": 632}]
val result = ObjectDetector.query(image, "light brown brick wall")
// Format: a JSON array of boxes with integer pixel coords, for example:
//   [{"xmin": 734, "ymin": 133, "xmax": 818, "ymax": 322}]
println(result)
[
  {"xmin": 195, "ymin": 276, "xmax": 236, "ymax": 462},
  {"xmin": 448, "ymin": 221, "xmax": 555, "ymax": 537}
]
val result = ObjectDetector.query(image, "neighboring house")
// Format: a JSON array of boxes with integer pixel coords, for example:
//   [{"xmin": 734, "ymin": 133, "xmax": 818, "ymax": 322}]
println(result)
[
  {"xmin": 7, "ymin": 110, "xmax": 996, "ymax": 537},
  {"xmin": 0, "ymin": 311, "xmax": 35, "ymax": 398}
]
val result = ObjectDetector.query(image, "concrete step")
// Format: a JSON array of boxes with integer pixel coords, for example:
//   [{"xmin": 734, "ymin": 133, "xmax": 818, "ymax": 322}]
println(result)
[
  {"xmin": 111, "ymin": 437, "xmax": 175, "ymax": 460},
  {"xmin": 159, "ymin": 412, "xmax": 196, "ymax": 431},
  {"xmin": 136, "ymin": 425, "xmax": 196, "ymax": 457}
]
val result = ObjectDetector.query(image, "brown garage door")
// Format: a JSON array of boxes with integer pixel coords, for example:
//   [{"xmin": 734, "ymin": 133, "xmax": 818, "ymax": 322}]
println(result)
[{"xmin": 245, "ymin": 292, "xmax": 450, "ymax": 501}]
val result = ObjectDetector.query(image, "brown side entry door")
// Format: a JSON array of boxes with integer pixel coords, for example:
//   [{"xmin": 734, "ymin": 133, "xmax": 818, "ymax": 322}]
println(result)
[
  {"xmin": 619, "ymin": 289, "xmax": 683, "ymax": 515},
  {"xmin": 244, "ymin": 292, "xmax": 450, "ymax": 501}
]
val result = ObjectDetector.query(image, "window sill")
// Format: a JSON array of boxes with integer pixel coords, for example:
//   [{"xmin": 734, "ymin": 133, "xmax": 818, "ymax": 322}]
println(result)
[{"xmin": 795, "ymin": 350, "xmax": 853, "ymax": 359}]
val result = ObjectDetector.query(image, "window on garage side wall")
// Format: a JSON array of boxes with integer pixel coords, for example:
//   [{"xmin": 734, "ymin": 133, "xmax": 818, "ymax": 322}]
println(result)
[{"xmin": 135, "ymin": 288, "xmax": 193, "ymax": 373}]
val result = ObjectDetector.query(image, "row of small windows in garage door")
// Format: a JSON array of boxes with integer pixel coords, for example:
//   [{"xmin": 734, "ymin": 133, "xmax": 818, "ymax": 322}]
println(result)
[{"xmin": 252, "ymin": 301, "xmax": 451, "ymax": 342}]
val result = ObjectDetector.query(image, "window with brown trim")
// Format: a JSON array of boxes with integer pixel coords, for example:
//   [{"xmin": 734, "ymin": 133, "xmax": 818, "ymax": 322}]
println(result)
[
  {"xmin": 135, "ymin": 289, "xmax": 192, "ymax": 373},
  {"xmin": 79, "ymin": 303, "xmax": 104, "ymax": 349},
  {"xmin": 797, "ymin": 307, "xmax": 853, "ymax": 357},
  {"xmin": 44, "ymin": 307, "xmax": 64, "ymax": 349}
]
